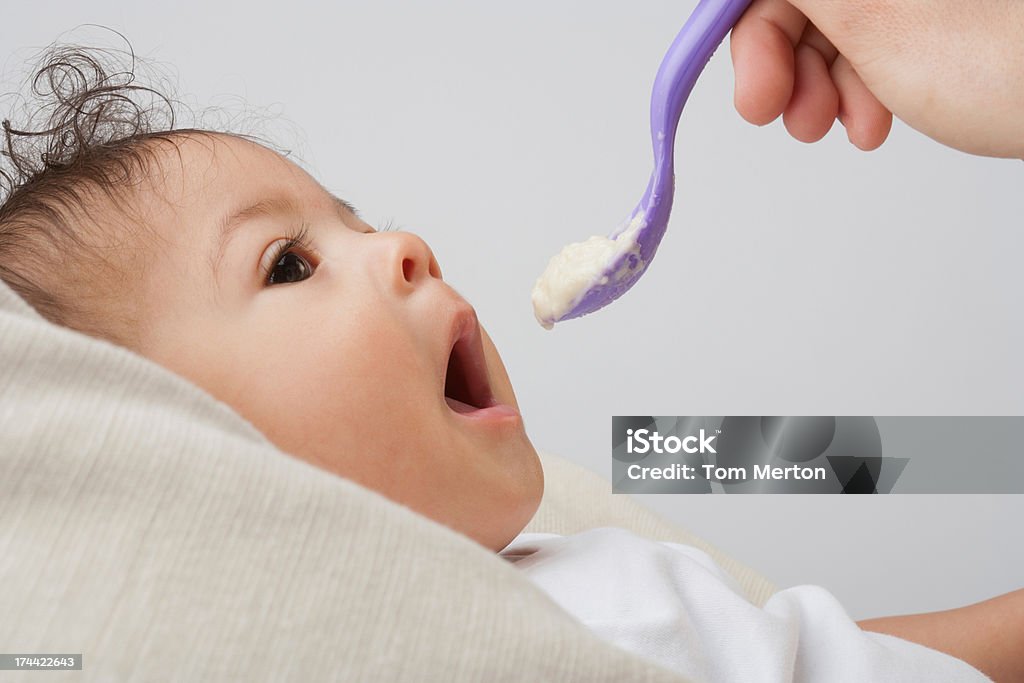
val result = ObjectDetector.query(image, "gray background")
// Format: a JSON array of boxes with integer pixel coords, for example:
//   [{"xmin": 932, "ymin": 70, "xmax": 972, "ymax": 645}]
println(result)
[{"xmin": 2, "ymin": 1, "xmax": 1021, "ymax": 620}]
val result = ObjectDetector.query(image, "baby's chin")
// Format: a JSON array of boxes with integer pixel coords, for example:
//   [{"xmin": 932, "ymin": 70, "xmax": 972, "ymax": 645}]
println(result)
[{"xmin": 498, "ymin": 433, "xmax": 545, "ymax": 548}]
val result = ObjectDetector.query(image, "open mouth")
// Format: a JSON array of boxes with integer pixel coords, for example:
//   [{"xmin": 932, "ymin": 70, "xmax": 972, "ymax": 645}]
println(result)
[{"xmin": 443, "ymin": 310, "xmax": 495, "ymax": 415}]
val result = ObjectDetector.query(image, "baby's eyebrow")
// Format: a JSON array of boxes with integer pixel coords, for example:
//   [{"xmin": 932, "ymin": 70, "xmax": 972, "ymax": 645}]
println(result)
[
  {"xmin": 210, "ymin": 192, "xmax": 358, "ymax": 279},
  {"xmin": 329, "ymin": 193, "xmax": 359, "ymax": 218}
]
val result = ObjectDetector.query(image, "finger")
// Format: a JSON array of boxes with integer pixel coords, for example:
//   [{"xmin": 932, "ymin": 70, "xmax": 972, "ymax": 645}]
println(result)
[
  {"xmin": 831, "ymin": 55, "xmax": 893, "ymax": 150},
  {"xmin": 800, "ymin": 22, "xmax": 838, "ymax": 65},
  {"xmin": 731, "ymin": 0, "xmax": 809, "ymax": 125},
  {"xmin": 782, "ymin": 43, "xmax": 840, "ymax": 142}
]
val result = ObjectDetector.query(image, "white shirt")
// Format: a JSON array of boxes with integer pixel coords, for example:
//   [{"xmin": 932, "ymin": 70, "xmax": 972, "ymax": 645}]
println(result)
[{"xmin": 500, "ymin": 527, "xmax": 991, "ymax": 682}]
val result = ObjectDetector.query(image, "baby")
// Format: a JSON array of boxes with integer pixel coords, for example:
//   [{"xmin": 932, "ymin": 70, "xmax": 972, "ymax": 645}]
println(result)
[{"xmin": 1, "ymin": 44, "xmax": 1018, "ymax": 683}]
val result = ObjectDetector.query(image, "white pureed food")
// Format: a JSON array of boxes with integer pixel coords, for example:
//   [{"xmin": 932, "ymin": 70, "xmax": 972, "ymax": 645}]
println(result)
[{"xmin": 531, "ymin": 213, "xmax": 647, "ymax": 329}]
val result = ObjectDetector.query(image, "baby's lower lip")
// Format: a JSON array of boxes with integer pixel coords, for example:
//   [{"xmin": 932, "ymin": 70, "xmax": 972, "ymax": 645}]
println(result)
[{"xmin": 444, "ymin": 396, "xmax": 521, "ymax": 421}]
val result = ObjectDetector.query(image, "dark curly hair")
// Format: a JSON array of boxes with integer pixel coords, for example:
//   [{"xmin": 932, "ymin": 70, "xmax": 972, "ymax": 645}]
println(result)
[{"xmin": 0, "ymin": 32, "xmax": 282, "ymax": 347}]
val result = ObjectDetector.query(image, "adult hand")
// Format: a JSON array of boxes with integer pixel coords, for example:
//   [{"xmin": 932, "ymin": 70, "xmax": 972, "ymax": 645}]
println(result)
[{"xmin": 729, "ymin": 0, "xmax": 1024, "ymax": 158}]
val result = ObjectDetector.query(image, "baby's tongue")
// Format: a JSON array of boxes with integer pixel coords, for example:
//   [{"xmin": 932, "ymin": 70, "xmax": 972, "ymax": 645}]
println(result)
[{"xmin": 445, "ymin": 396, "xmax": 478, "ymax": 414}]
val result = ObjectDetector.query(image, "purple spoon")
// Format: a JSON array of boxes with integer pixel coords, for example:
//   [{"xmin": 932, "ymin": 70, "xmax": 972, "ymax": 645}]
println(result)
[{"xmin": 531, "ymin": 0, "xmax": 754, "ymax": 329}]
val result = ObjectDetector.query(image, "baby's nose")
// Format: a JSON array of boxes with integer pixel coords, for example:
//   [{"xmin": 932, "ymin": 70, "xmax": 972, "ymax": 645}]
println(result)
[{"xmin": 385, "ymin": 231, "xmax": 442, "ymax": 292}]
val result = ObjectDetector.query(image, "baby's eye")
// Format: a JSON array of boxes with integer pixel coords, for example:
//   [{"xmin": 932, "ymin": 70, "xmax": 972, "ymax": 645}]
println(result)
[
  {"xmin": 267, "ymin": 249, "xmax": 314, "ymax": 285},
  {"xmin": 262, "ymin": 229, "xmax": 318, "ymax": 286}
]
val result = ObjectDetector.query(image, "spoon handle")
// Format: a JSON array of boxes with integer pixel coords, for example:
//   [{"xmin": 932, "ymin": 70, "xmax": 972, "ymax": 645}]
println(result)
[
  {"xmin": 629, "ymin": 0, "xmax": 753, "ymax": 242},
  {"xmin": 652, "ymin": 0, "xmax": 753, "ymax": 153}
]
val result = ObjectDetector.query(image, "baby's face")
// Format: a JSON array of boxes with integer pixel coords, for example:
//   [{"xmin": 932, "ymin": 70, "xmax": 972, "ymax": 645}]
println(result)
[{"xmin": 126, "ymin": 133, "xmax": 542, "ymax": 551}]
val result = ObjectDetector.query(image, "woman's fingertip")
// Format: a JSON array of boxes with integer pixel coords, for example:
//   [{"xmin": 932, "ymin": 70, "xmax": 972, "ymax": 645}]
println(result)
[
  {"xmin": 733, "ymin": 64, "xmax": 771, "ymax": 125},
  {"xmin": 783, "ymin": 109, "xmax": 828, "ymax": 143},
  {"xmin": 850, "ymin": 114, "xmax": 893, "ymax": 151},
  {"xmin": 736, "ymin": 96, "xmax": 776, "ymax": 126},
  {"xmin": 734, "ymin": 80, "xmax": 776, "ymax": 126},
  {"xmin": 849, "ymin": 131, "xmax": 867, "ymax": 150}
]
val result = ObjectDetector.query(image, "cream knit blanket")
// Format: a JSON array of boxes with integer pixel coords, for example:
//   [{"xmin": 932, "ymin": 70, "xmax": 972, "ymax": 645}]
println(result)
[{"xmin": 0, "ymin": 279, "xmax": 776, "ymax": 681}]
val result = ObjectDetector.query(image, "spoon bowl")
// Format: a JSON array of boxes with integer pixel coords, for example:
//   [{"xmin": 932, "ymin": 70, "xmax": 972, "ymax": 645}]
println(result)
[{"xmin": 532, "ymin": 0, "xmax": 754, "ymax": 329}]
